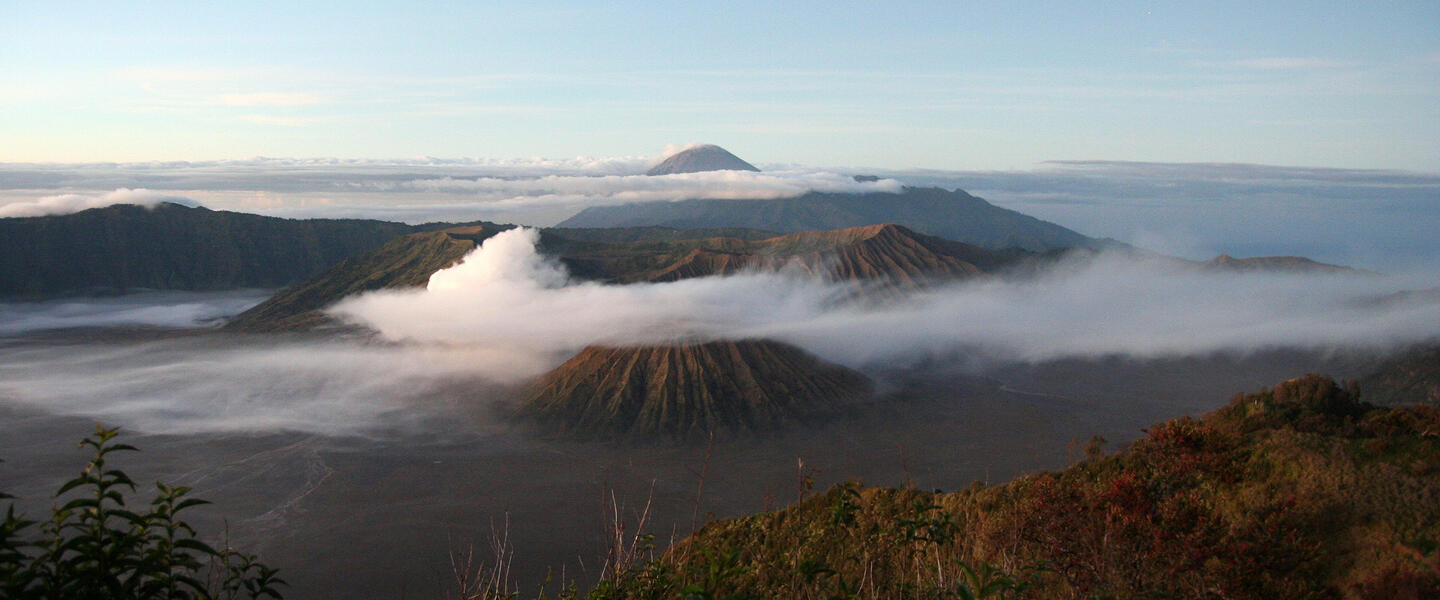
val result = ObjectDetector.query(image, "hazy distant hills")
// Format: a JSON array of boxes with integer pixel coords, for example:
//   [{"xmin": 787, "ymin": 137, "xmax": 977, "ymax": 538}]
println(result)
[
  {"xmin": 646, "ymin": 144, "xmax": 760, "ymax": 175},
  {"xmin": 0, "ymin": 203, "xmax": 432, "ymax": 298},
  {"xmin": 230, "ymin": 223, "xmax": 1018, "ymax": 331},
  {"xmin": 518, "ymin": 339, "xmax": 872, "ymax": 440},
  {"xmin": 1201, "ymin": 254, "xmax": 1362, "ymax": 274},
  {"xmin": 558, "ymin": 186, "xmax": 1111, "ymax": 252}
]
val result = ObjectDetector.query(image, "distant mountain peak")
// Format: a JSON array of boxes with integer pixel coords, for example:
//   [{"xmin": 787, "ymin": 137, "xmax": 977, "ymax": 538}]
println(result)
[{"xmin": 647, "ymin": 144, "xmax": 760, "ymax": 176}]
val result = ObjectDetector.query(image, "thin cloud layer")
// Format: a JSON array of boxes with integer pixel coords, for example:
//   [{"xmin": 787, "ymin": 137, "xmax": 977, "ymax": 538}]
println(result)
[
  {"xmin": 0, "ymin": 188, "xmax": 201, "ymax": 218},
  {"xmin": 0, "ymin": 290, "xmax": 269, "ymax": 335},
  {"xmin": 0, "ymin": 155, "xmax": 900, "ymax": 222},
  {"xmin": 0, "ymin": 336, "xmax": 506, "ymax": 437},
  {"xmin": 356, "ymin": 169, "xmax": 901, "ymax": 207}
]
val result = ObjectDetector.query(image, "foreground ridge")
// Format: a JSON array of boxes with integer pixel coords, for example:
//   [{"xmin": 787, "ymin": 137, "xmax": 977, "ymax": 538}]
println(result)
[{"xmin": 635, "ymin": 374, "xmax": 1440, "ymax": 598}]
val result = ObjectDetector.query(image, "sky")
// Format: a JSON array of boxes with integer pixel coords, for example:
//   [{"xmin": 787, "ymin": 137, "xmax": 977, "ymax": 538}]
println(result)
[{"xmin": 2, "ymin": 2, "xmax": 1438, "ymax": 171}]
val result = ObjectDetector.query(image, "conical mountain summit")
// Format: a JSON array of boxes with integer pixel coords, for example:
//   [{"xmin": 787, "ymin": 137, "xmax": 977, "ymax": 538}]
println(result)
[
  {"xmin": 519, "ymin": 339, "xmax": 871, "ymax": 440},
  {"xmin": 647, "ymin": 144, "xmax": 760, "ymax": 175}
]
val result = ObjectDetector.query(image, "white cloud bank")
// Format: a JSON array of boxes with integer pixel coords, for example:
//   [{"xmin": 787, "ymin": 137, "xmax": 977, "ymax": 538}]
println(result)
[
  {"xmin": 332, "ymin": 228, "xmax": 1440, "ymax": 373},
  {"xmin": 0, "ymin": 188, "xmax": 201, "ymax": 218}
]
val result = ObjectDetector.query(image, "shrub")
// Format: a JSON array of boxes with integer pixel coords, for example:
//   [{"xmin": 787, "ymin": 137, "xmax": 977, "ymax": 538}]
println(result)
[{"xmin": 0, "ymin": 426, "xmax": 284, "ymax": 599}]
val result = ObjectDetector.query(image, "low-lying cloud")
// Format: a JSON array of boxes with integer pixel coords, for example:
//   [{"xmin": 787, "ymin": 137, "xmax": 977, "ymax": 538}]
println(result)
[
  {"xmin": 0, "ymin": 188, "xmax": 202, "ymax": 218},
  {"xmin": 5, "ymin": 228, "xmax": 1438, "ymax": 438},
  {"xmin": 0, "ymin": 290, "xmax": 270, "ymax": 335},
  {"xmin": 0, "ymin": 336, "xmax": 503, "ymax": 437},
  {"xmin": 334, "ymin": 228, "xmax": 1440, "ymax": 371}
]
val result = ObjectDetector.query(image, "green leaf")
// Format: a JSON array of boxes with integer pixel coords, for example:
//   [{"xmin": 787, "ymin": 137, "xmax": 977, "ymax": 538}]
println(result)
[
  {"xmin": 174, "ymin": 538, "xmax": 219, "ymax": 556},
  {"xmin": 58, "ymin": 497, "xmax": 99, "ymax": 512},
  {"xmin": 55, "ymin": 477, "xmax": 91, "ymax": 496},
  {"xmin": 174, "ymin": 498, "xmax": 211, "ymax": 512}
]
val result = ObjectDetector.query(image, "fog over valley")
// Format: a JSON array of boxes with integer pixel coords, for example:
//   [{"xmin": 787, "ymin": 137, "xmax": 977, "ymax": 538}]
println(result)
[
  {"xmin": 7, "ymin": 3, "xmax": 1440, "ymax": 596},
  {"xmin": 3, "ymin": 147, "xmax": 1439, "ymax": 596}
]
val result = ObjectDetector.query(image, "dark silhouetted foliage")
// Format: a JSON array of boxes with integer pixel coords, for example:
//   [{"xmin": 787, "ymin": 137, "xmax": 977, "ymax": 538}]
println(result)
[{"xmin": 0, "ymin": 426, "xmax": 284, "ymax": 599}]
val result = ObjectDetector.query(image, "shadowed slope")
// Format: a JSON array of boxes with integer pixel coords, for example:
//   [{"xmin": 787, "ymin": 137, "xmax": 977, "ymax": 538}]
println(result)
[
  {"xmin": 1362, "ymin": 344, "xmax": 1440, "ymax": 406},
  {"xmin": 519, "ymin": 339, "xmax": 872, "ymax": 440},
  {"xmin": 225, "ymin": 226, "xmax": 502, "ymax": 331},
  {"xmin": 0, "ymin": 203, "xmax": 418, "ymax": 298},
  {"xmin": 582, "ymin": 223, "xmax": 1010, "ymax": 288}
]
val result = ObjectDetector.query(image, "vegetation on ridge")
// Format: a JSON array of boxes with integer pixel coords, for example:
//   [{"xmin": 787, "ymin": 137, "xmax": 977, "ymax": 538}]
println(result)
[{"xmin": 472, "ymin": 374, "xmax": 1439, "ymax": 599}]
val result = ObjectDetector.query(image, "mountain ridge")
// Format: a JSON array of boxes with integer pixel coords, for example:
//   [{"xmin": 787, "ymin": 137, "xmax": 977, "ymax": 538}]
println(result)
[
  {"xmin": 228, "ymin": 223, "xmax": 1017, "ymax": 331},
  {"xmin": 557, "ymin": 186, "xmax": 1111, "ymax": 252},
  {"xmin": 225, "ymin": 225, "xmax": 503, "ymax": 332},
  {"xmin": 0, "ymin": 202, "xmax": 468, "ymax": 299}
]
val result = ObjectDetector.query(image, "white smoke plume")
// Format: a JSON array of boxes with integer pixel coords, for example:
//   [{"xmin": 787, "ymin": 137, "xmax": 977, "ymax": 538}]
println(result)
[
  {"xmin": 332, "ymin": 228, "xmax": 1440, "ymax": 371},
  {"xmin": 330, "ymin": 228, "xmax": 851, "ymax": 363}
]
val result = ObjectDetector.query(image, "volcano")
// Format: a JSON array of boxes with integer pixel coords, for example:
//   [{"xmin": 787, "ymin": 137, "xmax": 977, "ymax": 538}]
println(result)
[
  {"xmin": 519, "ymin": 339, "xmax": 872, "ymax": 440},
  {"xmin": 646, "ymin": 144, "xmax": 760, "ymax": 175}
]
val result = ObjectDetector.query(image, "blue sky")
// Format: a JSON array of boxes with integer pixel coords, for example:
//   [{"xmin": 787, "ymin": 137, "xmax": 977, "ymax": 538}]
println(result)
[{"xmin": 2, "ymin": 1, "xmax": 1437, "ymax": 171}]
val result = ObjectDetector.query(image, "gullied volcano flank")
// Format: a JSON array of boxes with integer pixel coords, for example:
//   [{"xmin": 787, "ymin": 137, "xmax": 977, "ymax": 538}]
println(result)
[
  {"xmin": 520, "ymin": 339, "xmax": 872, "ymax": 440},
  {"xmin": 647, "ymin": 144, "xmax": 760, "ymax": 175}
]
